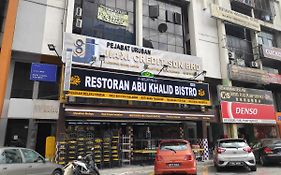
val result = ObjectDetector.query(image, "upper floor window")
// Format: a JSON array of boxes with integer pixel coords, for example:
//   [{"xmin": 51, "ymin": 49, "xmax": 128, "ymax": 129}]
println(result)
[
  {"xmin": 254, "ymin": 0, "xmax": 275, "ymax": 22},
  {"xmin": 11, "ymin": 62, "xmax": 60, "ymax": 100},
  {"xmin": 11, "ymin": 62, "xmax": 33, "ymax": 99},
  {"xmin": 225, "ymin": 23, "xmax": 254, "ymax": 67},
  {"xmin": 142, "ymin": 0, "xmax": 185, "ymax": 54},
  {"xmin": 258, "ymin": 31, "xmax": 276, "ymax": 47},
  {"xmin": 230, "ymin": 0, "xmax": 252, "ymax": 17},
  {"xmin": 73, "ymin": 0, "xmax": 135, "ymax": 45}
]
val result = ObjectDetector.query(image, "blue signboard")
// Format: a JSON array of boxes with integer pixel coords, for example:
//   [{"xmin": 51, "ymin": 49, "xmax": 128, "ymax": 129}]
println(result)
[
  {"xmin": 30, "ymin": 63, "xmax": 57, "ymax": 82},
  {"xmin": 278, "ymin": 116, "xmax": 281, "ymax": 121}
]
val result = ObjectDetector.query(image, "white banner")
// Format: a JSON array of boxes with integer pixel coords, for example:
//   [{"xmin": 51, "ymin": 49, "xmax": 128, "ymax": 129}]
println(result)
[{"xmin": 63, "ymin": 33, "xmax": 203, "ymax": 80}]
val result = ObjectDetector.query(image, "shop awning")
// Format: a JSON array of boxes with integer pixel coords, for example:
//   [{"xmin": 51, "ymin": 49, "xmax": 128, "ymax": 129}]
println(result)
[{"xmin": 64, "ymin": 106, "xmax": 215, "ymax": 122}]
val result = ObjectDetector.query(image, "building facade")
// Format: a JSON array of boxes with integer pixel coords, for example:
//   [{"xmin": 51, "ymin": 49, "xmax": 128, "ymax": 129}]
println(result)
[{"xmin": 0, "ymin": 0, "xmax": 280, "ymax": 167}]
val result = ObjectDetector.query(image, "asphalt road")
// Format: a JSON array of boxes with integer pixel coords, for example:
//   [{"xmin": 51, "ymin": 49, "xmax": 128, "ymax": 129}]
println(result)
[{"xmin": 117, "ymin": 163, "xmax": 281, "ymax": 175}]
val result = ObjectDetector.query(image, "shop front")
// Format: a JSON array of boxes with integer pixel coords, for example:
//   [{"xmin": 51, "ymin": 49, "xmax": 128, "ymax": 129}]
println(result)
[
  {"xmin": 56, "ymin": 106, "xmax": 215, "ymax": 167},
  {"xmin": 56, "ymin": 33, "xmax": 214, "ymax": 167},
  {"xmin": 55, "ymin": 67, "xmax": 213, "ymax": 167},
  {"xmin": 218, "ymin": 86, "xmax": 278, "ymax": 144}
]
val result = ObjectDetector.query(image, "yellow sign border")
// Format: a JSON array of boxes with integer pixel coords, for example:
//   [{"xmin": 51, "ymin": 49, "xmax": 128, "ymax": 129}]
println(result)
[{"xmin": 67, "ymin": 90, "xmax": 211, "ymax": 106}]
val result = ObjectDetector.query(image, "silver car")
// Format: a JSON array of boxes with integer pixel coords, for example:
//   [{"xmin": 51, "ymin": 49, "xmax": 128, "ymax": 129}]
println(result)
[
  {"xmin": 0, "ymin": 147, "xmax": 63, "ymax": 175},
  {"xmin": 213, "ymin": 138, "xmax": 256, "ymax": 172}
]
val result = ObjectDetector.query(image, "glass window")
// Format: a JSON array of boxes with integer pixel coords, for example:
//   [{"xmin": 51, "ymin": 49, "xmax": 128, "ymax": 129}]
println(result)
[
  {"xmin": 11, "ymin": 62, "xmax": 34, "ymax": 99},
  {"xmin": 219, "ymin": 140, "xmax": 248, "ymax": 148},
  {"xmin": 73, "ymin": 0, "xmax": 135, "ymax": 45},
  {"xmin": 21, "ymin": 149, "xmax": 43, "ymax": 163},
  {"xmin": 142, "ymin": 0, "xmax": 184, "ymax": 54},
  {"xmin": 3, "ymin": 149, "xmax": 22, "ymax": 164},
  {"xmin": 160, "ymin": 141, "xmax": 190, "ymax": 151},
  {"xmin": 0, "ymin": 152, "xmax": 6, "ymax": 164}
]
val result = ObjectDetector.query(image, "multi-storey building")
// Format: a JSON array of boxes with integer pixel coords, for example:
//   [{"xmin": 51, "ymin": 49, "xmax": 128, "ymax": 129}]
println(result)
[{"xmin": 0, "ymin": 0, "xmax": 280, "ymax": 166}]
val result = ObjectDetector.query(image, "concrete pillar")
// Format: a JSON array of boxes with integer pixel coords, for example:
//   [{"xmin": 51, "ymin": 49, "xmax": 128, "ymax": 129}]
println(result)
[{"xmin": 216, "ymin": 0, "xmax": 238, "ymax": 138}]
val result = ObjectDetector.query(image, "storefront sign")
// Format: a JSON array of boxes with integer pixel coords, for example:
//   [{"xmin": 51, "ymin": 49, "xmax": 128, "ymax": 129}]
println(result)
[
  {"xmin": 97, "ymin": 5, "xmax": 129, "ymax": 27},
  {"xmin": 221, "ymin": 101, "xmax": 276, "ymax": 124},
  {"xmin": 228, "ymin": 64, "xmax": 269, "ymax": 84},
  {"xmin": 30, "ymin": 63, "xmax": 57, "ymax": 82},
  {"xmin": 218, "ymin": 85, "xmax": 273, "ymax": 105},
  {"xmin": 211, "ymin": 4, "xmax": 260, "ymax": 31},
  {"xmin": 67, "ymin": 68, "xmax": 211, "ymax": 106},
  {"xmin": 65, "ymin": 107, "xmax": 214, "ymax": 121},
  {"xmin": 63, "ymin": 33, "xmax": 203, "ymax": 80},
  {"xmin": 261, "ymin": 45, "xmax": 281, "ymax": 61}
]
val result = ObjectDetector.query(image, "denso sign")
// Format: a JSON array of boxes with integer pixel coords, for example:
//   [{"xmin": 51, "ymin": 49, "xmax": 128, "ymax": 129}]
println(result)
[{"xmin": 221, "ymin": 101, "xmax": 276, "ymax": 124}]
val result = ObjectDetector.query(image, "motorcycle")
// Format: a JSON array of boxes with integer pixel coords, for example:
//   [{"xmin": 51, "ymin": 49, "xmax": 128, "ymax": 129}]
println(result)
[{"xmin": 63, "ymin": 149, "xmax": 100, "ymax": 175}]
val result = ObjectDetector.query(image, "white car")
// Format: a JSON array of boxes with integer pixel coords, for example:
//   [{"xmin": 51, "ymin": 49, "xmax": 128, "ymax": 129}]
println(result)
[
  {"xmin": 0, "ymin": 147, "xmax": 63, "ymax": 175},
  {"xmin": 213, "ymin": 138, "xmax": 256, "ymax": 172}
]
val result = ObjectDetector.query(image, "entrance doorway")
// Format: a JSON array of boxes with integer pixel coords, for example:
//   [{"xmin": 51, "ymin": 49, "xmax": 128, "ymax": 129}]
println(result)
[{"xmin": 35, "ymin": 123, "xmax": 54, "ymax": 156}]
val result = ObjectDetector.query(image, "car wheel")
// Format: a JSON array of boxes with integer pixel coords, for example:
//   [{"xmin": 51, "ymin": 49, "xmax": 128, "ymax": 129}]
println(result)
[
  {"xmin": 260, "ymin": 156, "xmax": 267, "ymax": 166},
  {"xmin": 216, "ymin": 166, "xmax": 223, "ymax": 172},
  {"xmin": 52, "ymin": 169, "xmax": 62, "ymax": 175},
  {"xmin": 249, "ymin": 165, "xmax": 257, "ymax": 171}
]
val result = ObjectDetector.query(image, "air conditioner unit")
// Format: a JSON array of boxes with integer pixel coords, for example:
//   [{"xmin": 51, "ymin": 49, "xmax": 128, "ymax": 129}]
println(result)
[
  {"xmin": 75, "ymin": 7, "xmax": 83, "ymax": 17},
  {"xmin": 228, "ymin": 51, "xmax": 235, "ymax": 60},
  {"xmin": 250, "ymin": 61, "xmax": 259, "ymax": 68},
  {"xmin": 75, "ymin": 19, "xmax": 83, "ymax": 28}
]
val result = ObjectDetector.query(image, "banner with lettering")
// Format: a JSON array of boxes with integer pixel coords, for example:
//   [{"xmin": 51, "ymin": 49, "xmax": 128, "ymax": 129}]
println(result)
[
  {"xmin": 67, "ymin": 68, "xmax": 211, "ymax": 106},
  {"xmin": 221, "ymin": 101, "xmax": 276, "ymax": 124},
  {"xmin": 63, "ymin": 33, "xmax": 203, "ymax": 80}
]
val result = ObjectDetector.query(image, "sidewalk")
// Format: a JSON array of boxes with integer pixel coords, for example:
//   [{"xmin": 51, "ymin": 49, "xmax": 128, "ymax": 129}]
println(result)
[{"xmin": 99, "ymin": 160, "xmax": 213, "ymax": 175}]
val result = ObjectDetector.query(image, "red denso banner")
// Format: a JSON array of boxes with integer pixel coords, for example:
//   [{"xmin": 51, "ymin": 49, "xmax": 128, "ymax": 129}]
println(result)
[{"xmin": 221, "ymin": 101, "xmax": 276, "ymax": 124}]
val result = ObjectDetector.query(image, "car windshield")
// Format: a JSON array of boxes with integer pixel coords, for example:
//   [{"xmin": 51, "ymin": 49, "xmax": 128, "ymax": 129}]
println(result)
[
  {"xmin": 262, "ymin": 139, "xmax": 281, "ymax": 145},
  {"xmin": 219, "ymin": 140, "xmax": 248, "ymax": 148},
  {"xmin": 160, "ymin": 142, "xmax": 189, "ymax": 151}
]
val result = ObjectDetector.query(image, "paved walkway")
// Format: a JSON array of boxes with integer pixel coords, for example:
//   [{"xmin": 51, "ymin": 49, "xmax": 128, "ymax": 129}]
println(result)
[{"xmin": 99, "ymin": 160, "xmax": 213, "ymax": 175}]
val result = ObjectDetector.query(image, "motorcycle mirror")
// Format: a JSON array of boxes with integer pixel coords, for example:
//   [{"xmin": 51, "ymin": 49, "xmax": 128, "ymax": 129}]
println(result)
[{"xmin": 78, "ymin": 155, "xmax": 83, "ymax": 160}]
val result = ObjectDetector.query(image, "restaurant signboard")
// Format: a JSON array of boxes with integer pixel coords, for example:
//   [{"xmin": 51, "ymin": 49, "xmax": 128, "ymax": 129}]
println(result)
[{"xmin": 67, "ymin": 68, "xmax": 211, "ymax": 106}]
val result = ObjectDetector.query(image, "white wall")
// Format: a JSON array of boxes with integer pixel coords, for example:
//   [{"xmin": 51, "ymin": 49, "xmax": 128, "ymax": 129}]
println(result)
[
  {"xmin": 12, "ymin": 0, "xmax": 65, "ymax": 56},
  {"xmin": 189, "ymin": 0, "xmax": 223, "ymax": 79}
]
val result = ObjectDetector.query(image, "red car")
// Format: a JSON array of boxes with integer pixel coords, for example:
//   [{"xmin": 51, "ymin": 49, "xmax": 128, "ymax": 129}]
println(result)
[{"xmin": 154, "ymin": 139, "xmax": 197, "ymax": 175}]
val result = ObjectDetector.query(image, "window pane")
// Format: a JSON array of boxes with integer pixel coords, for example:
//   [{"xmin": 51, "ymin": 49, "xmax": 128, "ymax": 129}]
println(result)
[
  {"xmin": 159, "ymin": 43, "xmax": 168, "ymax": 51},
  {"xmin": 0, "ymin": 152, "xmax": 6, "ymax": 164},
  {"xmin": 106, "ymin": 0, "xmax": 115, "ymax": 7},
  {"xmin": 21, "ymin": 149, "xmax": 42, "ymax": 163},
  {"xmin": 4, "ymin": 149, "xmax": 22, "ymax": 164},
  {"xmin": 38, "ymin": 67, "xmax": 60, "ymax": 100},
  {"xmin": 159, "ymin": 33, "xmax": 168, "ymax": 43},
  {"xmin": 116, "ymin": 0, "xmax": 126, "ymax": 10},
  {"xmin": 168, "ymin": 34, "xmax": 176, "ymax": 45},
  {"xmin": 11, "ymin": 62, "xmax": 33, "ymax": 98},
  {"xmin": 168, "ymin": 45, "xmax": 176, "ymax": 52},
  {"xmin": 127, "ymin": 0, "xmax": 134, "ymax": 12},
  {"xmin": 268, "ymin": 39, "xmax": 273, "ymax": 47}
]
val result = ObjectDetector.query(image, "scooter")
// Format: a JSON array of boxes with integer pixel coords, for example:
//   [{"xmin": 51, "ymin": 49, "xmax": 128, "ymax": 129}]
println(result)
[{"xmin": 63, "ymin": 149, "xmax": 100, "ymax": 175}]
